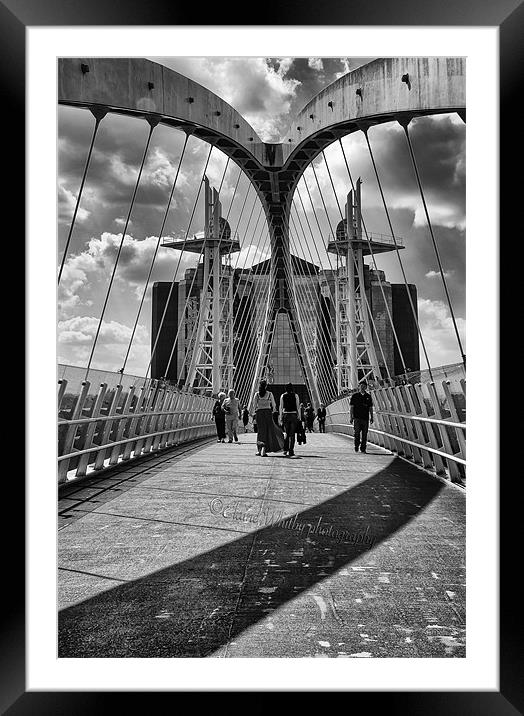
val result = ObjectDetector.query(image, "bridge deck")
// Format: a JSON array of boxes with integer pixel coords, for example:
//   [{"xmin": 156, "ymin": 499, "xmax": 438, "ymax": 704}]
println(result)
[{"xmin": 58, "ymin": 432, "xmax": 465, "ymax": 658}]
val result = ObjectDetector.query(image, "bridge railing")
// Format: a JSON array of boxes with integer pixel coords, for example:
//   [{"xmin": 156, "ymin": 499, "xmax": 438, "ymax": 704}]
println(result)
[
  {"xmin": 326, "ymin": 379, "xmax": 466, "ymax": 485},
  {"xmin": 57, "ymin": 367, "xmax": 216, "ymax": 484}
]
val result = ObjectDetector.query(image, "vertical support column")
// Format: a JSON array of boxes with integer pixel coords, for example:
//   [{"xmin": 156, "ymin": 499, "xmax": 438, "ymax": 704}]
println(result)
[
  {"xmin": 334, "ymin": 255, "xmax": 342, "ymax": 395},
  {"xmin": 356, "ymin": 245, "xmax": 380, "ymax": 380},
  {"xmin": 185, "ymin": 216, "xmax": 210, "ymax": 392},
  {"xmin": 212, "ymin": 242, "xmax": 221, "ymax": 393},
  {"xmin": 227, "ymin": 260, "xmax": 234, "ymax": 388},
  {"xmin": 346, "ymin": 192, "xmax": 357, "ymax": 389},
  {"xmin": 211, "ymin": 185, "xmax": 221, "ymax": 394}
]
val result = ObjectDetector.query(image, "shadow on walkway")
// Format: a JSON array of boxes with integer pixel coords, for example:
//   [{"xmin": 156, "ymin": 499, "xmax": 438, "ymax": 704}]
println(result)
[{"xmin": 59, "ymin": 458, "xmax": 443, "ymax": 657}]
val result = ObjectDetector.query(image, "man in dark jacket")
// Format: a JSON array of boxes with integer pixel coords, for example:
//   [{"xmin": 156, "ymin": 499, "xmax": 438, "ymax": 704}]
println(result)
[
  {"xmin": 305, "ymin": 403, "xmax": 315, "ymax": 432},
  {"xmin": 316, "ymin": 404, "xmax": 327, "ymax": 433},
  {"xmin": 242, "ymin": 405, "xmax": 249, "ymax": 432},
  {"xmin": 349, "ymin": 381, "xmax": 374, "ymax": 453}
]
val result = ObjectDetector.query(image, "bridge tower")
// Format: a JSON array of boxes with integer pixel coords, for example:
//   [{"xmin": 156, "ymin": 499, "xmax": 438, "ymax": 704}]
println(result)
[
  {"xmin": 328, "ymin": 179, "xmax": 402, "ymax": 392},
  {"xmin": 164, "ymin": 177, "xmax": 240, "ymax": 395}
]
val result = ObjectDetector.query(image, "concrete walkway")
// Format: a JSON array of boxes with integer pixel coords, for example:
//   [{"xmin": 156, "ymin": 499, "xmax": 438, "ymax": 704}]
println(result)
[{"xmin": 58, "ymin": 432, "xmax": 466, "ymax": 658}]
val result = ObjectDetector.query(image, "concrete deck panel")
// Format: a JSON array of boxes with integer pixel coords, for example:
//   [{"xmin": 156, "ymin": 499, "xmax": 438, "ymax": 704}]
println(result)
[{"xmin": 58, "ymin": 433, "xmax": 465, "ymax": 658}]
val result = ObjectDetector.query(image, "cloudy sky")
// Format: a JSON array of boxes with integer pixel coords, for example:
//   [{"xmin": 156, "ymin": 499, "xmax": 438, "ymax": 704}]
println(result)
[{"xmin": 58, "ymin": 56, "xmax": 465, "ymax": 376}]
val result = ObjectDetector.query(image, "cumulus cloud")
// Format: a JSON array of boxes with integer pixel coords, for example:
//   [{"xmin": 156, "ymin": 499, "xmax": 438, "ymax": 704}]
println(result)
[
  {"xmin": 418, "ymin": 298, "xmax": 466, "ymax": 367},
  {"xmin": 58, "ymin": 184, "xmax": 90, "ymax": 224},
  {"xmin": 319, "ymin": 117, "xmax": 465, "ymax": 233},
  {"xmin": 334, "ymin": 57, "xmax": 376, "ymax": 79},
  {"xmin": 308, "ymin": 58, "xmax": 324, "ymax": 72},
  {"xmin": 236, "ymin": 243, "xmax": 270, "ymax": 268},
  {"xmin": 58, "ymin": 231, "xmax": 200, "ymax": 320},
  {"xmin": 425, "ymin": 269, "xmax": 454, "ymax": 279},
  {"xmin": 57, "ymin": 316, "xmax": 152, "ymax": 375},
  {"xmin": 153, "ymin": 57, "xmax": 302, "ymax": 142},
  {"xmin": 58, "ymin": 315, "xmax": 149, "ymax": 346},
  {"xmin": 371, "ymin": 117, "xmax": 465, "ymax": 231}
]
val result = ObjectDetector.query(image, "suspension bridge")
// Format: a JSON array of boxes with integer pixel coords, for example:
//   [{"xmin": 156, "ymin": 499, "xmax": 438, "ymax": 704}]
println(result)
[{"xmin": 57, "ymin": 57, "xmax": 466, "ymax": 658}]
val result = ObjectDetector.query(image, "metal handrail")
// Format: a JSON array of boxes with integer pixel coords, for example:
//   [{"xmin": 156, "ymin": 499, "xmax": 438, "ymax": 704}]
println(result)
[
  {"xmin": 57, "ymin": 375, "xmax": 217, "ymax": 483},
  {"xmin": 58, "ymin": 410, "xmax": 213, "ymax": 427},
  {"xmin": 58, "ymin": 422, "xmax": 212, "ymax": 462},
  {"xmin": 328, "ymin": 422, "xmax": 466, "ymax": 466},
  {"xmin": 327, "ymin": 410, "xmax": 466, "ymax": 430},
  {"xmin": 326, "ymin": 378, "xmax": 466, "ymax": 484}
]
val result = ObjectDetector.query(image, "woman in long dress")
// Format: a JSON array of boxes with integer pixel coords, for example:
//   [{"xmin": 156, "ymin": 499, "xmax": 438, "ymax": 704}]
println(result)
[{"xmin": 252, "ymin": 380, "xmax": 284, "ymax": 456}]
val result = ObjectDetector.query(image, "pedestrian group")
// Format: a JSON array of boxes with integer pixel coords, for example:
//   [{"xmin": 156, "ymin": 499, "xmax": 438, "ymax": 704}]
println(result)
[{"xmin": 212, "ymin": 379, "xmax": 373, "ymax": 457}]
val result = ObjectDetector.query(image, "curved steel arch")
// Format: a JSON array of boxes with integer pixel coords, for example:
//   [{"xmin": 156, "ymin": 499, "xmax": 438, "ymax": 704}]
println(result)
[
  {"xmin": 282, "ymin": 57, "xmax": 465, "ymax": 162},
  {"xmin": 58, "ymin": 57, "xmax": 465, "ymax": 404},
  {"xmin": 58, "ymin": 56, "xmax": 465, "ymax": 208}
]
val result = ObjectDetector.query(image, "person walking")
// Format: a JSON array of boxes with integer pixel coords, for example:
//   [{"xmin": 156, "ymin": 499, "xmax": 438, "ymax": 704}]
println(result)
[
  {"xmin": 279, "ymin": 382, "xmax": 301, "ymax": 457},
  {"xmin": 297, "ymin": 402, "xmax": 306, "ymax": 445},
  {"xmin": 299, "ymin": 402, "xmax": 305, "ymax": 424},
  {"xmin": 316, "ymin": 404, "xmax": 327, "ymax": 433},
  {"xmin": 212, "ymin": 392, "xmax": 227, "ymax": 443},
  {"xmin": 252, "ymin": 379, "xmax": 284, "ymax": 457},
  {"xmin": 305, "ymin": 403, "xmax": 315, "ymax": 433},
  {"xmin": 241, "ymin": 405, "xmax": 249, "ymax": 432},
  {"xmin": 223, "ymin": 389, "xmax": 241, "ymax": 443},
  {"xmin": 350, "ymin": 380, "xmax": 374, "ymax": 453}
]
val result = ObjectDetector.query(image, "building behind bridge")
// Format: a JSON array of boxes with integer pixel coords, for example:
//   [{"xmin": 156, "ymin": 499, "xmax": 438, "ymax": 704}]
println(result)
[{"xmin": 151, "ymin": 257, "xmax": 419, "ymax": 404}]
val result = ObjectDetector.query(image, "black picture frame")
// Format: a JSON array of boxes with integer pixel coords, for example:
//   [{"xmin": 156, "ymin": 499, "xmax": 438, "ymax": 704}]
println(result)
[{"xmin": 7, "ymin": 0, "xmax": 522, "ymax": 711}]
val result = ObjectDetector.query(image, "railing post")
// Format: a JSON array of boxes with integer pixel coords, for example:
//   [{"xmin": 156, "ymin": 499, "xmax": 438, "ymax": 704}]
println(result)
[
  {"xmin": 109, "ymin": 386, "xmax": 136, "ymax": 466},
  {"xmin": 187, "ymin": 394, "xmax": 197, "ymax": 441},
  {"xmin": 94, "ymin": 384, "xmax": 123, "ymax": 470},
  {"xmin": 385, "ymin": 386, "xmax": 410, "ymax": 458},
  {"xmin": 174, "ymin": 393, "xmax": 187, "ymax": 446},
  {"xmin": 143, "ymin": 385, "xmax": 167, "ymax": 454},
  {"xmin": 75, "ymin": 383, "xmax": 108, "ymax": 477},
  {"xmin": 425, "ymin": 381, "xmax": 462, "ymax": 483},
  {"xmin": 398, "ymin": 385, "xmax": 424, "ymax": 465},
  {"xmin": 194, "ymin": 395, "xmax": 203, "ymax": 439},
  {"xmin": 57, "ymin": 380, "xmax": 91, "ymax": 484},
  {"xmin": 442, "ymin": 380, "xmax": 466, "ymax": 460},
  {"xmin": 422, "ymin": 382, "xmax": 460, "ymax": 482},
  {"xmin": 403, "ymin": 384, "xmax": 434, "ymax": 469},
  {"xmin": 372, "ymin": 390, "xmax": 391, "ymax": 450},
  {"xmin": 383, "ymin": 387, "xmax": 405, "ymax": 455},
  {"xmin": 413, "ymin": 383, "xmax": 447, "ymax": 476},
  {"xmin": 133, "ymin": 380, "xmax": 159, "ymax": 457},
  {"xmin": 57, "ymin": 379, "xmax": 68, "ymax": 413},
  {"xmin": 165, "ymin": 393, "xmax": 181, "ymax": 447},
  {"xmin": 123, "ymin": 382, "xmax": 153, "ymax": 460},
  {"xmin": 156, "ymin": 389, "xmax": 175, "ymax": 450}
]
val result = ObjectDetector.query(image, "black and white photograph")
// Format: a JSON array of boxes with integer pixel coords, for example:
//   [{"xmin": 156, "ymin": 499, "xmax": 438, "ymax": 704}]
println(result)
[
  {"xmin": 4, "ymin": 1, "xmax": 513, "ymax": 703},
  {"xmin": 56, "ymin": 54, "xmax": 468, "ymax": 659},
  {"xmin": 0, "ymin": 0, "xmax": 514, "ymax": 700}
]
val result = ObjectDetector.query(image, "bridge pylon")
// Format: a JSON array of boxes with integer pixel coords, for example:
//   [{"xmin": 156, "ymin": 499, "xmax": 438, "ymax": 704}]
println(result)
[
  {"xmin": 329, "ymin": 179, "xmax": 400, "ymax": 392},
  {"xmin": 164, "ymin": 177, "xmax": 240, "ymax": 396}
]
